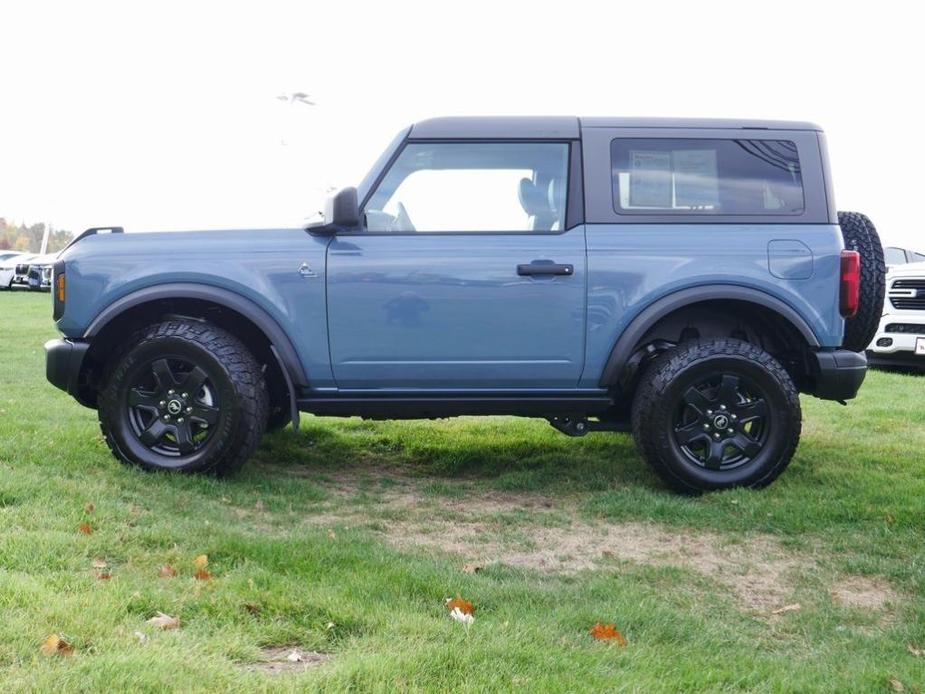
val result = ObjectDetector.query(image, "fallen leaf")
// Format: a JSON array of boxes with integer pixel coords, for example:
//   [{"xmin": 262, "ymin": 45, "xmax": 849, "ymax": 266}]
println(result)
[
  {"xmin": 78, "ymin": 522, "xmax": 92, "ymax": 535},
  {"xmin": 326, "ymin": 622, "xmax": 335, "ymax": 630},
  {"xmin": 84, "ymin": 502, "xmax": 95, "ymax": 514},
  {"xmin": 146, "ymin": 612, "xmax": 180, "ymax": 630},
  {"xmin": 254, "ymin": 499, "xmax": 265, "ymax": 511},
  {"xmin": 462, "ymin": 563, "xmax": 483, "ymax": 574},
  {"xmin": 134, "ymin": 631, "xmax": 147, "ymax": 644},
  {"xmin": 327, "ymin": 529, "xmax": 337, "ymax": 540},
  {"xmin": 159, "ymin": 564, "xmax": 177, "ymax": 578},
  {"xmin": 286, "ymin": 650, "xmax": 303, "ymax": 662},
  {"xmin": 590, "ymin": 623, "xmax": 628, "ymax": 645},
  {"xmin": 771, "ymin": 603, "xmax": 801, "ymax": 615},
  {"xmin": 40, "ymin": 634, "xmax": 75, "ymax": 656},
  {"xmin": 97, "ymin": 571, "xmax": 112, "ymax": 580},
  {"xmin": 449, "ymin": 607, "xmax": 474, "ymax": 626},
  {"xmin": 445, "ymin": 595, "xmax": 474, "ymax": 615},
  {"xmin": 888, "ymin": 677, "xmax": 905, "ymax": 692},
  {"xmin": 244, "ymin": 603, "xmax": 261, "ymax": 615},
  {"xmin": 885, "ymin": 514, "xmax": 896, "ymax": 526},
  {"xmin": 908, "ymin": 643, "xmax": 924, "ymax": 657},
  {"xmin": 193, "ymin": 554, "xmax": 211, "ymax": 580},
  {"xmin": 92, "ymin": 558, "xmax": 108, "ymax": 569}
]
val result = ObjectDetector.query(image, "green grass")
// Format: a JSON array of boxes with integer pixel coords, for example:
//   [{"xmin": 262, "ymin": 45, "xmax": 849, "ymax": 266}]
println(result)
[{"xmin": 1, "ymin": 290, "xmax": 924, "ymax": 692}]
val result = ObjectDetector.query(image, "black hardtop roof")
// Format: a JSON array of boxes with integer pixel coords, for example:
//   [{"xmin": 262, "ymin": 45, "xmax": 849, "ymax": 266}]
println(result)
[{"xmin": 409, "ymin": 116, "xmax": 822, "ymax": 139}]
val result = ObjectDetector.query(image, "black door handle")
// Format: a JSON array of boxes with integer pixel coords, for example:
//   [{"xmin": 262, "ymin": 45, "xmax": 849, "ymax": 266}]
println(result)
[{"xmin": 517, "ymin": 262, "xmax": 574, "ymax": 277}]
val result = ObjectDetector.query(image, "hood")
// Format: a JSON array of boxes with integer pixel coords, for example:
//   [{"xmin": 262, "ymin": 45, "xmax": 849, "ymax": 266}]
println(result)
[
  {"xmin": 887, "ymin": 261, "xmax": 925, "ymax": 278},
  {"xmin": 0, "ymin": 254, "xmax": 36, "ymax": 269},
  {"xmin": 25, "ymin": 253, "xmax": 59, "ymax": 266}
]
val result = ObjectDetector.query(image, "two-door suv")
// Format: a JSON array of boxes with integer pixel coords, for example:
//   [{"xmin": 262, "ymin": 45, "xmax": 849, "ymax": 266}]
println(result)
[{"xmin": 45, "ymin": 117, "xmax": 885, "ymax": 493}]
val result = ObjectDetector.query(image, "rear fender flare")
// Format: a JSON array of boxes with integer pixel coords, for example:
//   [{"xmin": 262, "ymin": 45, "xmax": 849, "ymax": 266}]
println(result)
[{"xmin": 598, "ymin": 285, "xmax": 820, "ymax": 387}]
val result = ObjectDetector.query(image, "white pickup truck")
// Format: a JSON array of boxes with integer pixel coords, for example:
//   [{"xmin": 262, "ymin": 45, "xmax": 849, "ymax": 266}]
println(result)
[{"xmin": 868, "ymin": 261, "xmax": 925, "ymax": 369}]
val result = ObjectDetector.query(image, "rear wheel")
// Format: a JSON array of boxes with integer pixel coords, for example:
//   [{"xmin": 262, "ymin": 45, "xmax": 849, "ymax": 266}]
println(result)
[
  {"xmin": 98, "ymin": 319, "xmax": 268, "ymax": 475},
  {"xmin": 632, "ymin": 338, "xmax": 801, "ymax": 493}
]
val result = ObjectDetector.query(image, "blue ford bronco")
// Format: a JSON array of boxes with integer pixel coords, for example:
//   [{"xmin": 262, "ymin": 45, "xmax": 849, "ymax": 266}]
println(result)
[{"xmin": 45, "ymin": 117, "xmax": 885, "ymax": 493}]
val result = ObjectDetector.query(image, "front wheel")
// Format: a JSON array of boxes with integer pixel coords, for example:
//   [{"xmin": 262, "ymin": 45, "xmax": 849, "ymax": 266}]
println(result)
[
  {"xmin": 631, "ymin": 338, "xmax": 801, "ymax": 494},
  {"xmin": 98, "ymin": 319, "xmax": 269, "ymax": 475}
]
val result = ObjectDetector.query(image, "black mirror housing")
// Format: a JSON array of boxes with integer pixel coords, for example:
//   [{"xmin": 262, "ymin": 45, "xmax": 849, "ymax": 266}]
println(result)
[{"xmin": 307, "ymin": 187, "xmax": 360, "ymax": 235}]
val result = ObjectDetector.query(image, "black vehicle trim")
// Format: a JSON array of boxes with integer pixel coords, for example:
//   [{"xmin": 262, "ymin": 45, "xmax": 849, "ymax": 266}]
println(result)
[
  {"xmin": 84, "ymin": 283, "xmax": 309, "ymax": 386},
  {"xmin": 297, "ymin": 393, "xmax": 614, "ymax": 418},
  {"xmin": 599, "ymin": 284, "xmax": 821, "ymax": 386}
]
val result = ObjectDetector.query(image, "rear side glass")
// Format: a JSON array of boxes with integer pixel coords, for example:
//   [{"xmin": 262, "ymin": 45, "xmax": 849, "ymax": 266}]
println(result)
[{"xmin": 611, "ymin": 138, "xmax": 804, "ymax": 216}]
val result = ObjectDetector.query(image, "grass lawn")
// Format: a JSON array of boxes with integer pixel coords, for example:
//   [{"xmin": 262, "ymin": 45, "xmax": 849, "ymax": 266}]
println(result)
[{"xmin": 1, "ymin": 290, "xmax": 924, "ymax": 692}]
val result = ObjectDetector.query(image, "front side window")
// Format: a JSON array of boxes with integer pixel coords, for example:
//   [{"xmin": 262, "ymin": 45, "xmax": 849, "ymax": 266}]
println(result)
[
  {"xmin": 364, "ymin": 142, "xmax": 569, "ymax": 232},
  {"xmin": 611, "ymin": 138, "xmax": 804, "ymax": 216}
]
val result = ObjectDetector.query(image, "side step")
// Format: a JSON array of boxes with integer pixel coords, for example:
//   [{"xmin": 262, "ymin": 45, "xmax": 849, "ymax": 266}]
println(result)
[{"xmin": 296, "ymin": 394, "xmax": 614, "ymax": 420}]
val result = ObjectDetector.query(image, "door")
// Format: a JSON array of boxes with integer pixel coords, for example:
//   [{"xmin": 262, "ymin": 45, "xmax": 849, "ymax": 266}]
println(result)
[{"xmin": 326, "ymin": 140, "xmax": 586, "ymax": 390}]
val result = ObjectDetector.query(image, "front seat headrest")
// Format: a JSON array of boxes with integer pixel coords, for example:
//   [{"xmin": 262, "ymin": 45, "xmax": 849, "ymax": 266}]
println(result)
[{"xmin": 518, "ymin": 177, "xmax": 548, "ymax": 217}]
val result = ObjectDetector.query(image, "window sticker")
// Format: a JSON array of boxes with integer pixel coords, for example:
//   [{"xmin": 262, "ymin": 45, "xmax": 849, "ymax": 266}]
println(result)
[
  {"xmin": 628, "ymin": 151, "xmax": 672, "ymax": 208},
  {"xmin": 672, "ymin": 149, "xmax": 718, "ymax": 209}
]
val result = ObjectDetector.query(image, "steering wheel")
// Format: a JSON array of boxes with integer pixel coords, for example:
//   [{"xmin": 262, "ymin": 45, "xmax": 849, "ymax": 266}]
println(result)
[{"xmin": 394, "ymin": 202, "xmax": 416, "ymax": 232}]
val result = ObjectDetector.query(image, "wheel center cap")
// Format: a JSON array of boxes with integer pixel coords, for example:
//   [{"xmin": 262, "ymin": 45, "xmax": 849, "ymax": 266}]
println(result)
[
  {"xmin": 166, "ymin": 399, "xmax": 183, "ymax": 415},
  {"xmin": 712, "ymin": 414, "xmax": 730, "ymax": 430}
]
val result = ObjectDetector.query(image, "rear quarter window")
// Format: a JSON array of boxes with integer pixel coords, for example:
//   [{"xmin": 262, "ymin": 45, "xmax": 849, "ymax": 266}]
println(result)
[{"xmin": 611, "ymin": 138, "xmax": 804, "ymax": 216}]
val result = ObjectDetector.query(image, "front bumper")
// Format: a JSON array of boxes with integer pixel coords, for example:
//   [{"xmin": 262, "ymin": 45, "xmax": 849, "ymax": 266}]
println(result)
[
  {"xmin": 809, "ymin": 349, "xmax": 867, "ymax": 401},
  {"xmin": 868, "ymin": 313, "xmax": 925, "ymax": 356},
  {"xmin": 45, "ymin": 338, "xmax": 90, "ymax": 401}
]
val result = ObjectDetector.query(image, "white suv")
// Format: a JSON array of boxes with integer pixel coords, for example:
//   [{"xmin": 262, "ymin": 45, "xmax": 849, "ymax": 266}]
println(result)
[{"xmin": 868, "ymin": 261, "xmax": 925, "ymax": 369}]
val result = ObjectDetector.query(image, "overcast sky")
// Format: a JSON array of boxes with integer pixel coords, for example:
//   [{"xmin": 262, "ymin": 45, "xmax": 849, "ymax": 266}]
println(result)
[{"xmin": 1, "ymin": 0, "xmax": 921, "ymax": 249}]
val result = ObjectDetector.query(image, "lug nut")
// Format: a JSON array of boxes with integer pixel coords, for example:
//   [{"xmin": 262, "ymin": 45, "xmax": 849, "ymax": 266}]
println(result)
[
  {"xmin": 168, "ymin": 389, "xmax": 175, "ymax": 395},
  {"xmin": 703, "ymin": 423, "xmax": 710, "ymax": 430},
  {"xmin": 159, "ymin": 400, "xmax": 166, "ymax": 407},
  {"xmin": 186, "ymin": 406, "xmax": 193, "ymax": 413},
  {"xmin": 182, "ymin": 392, "xmax": 188, "ymax": 399},
  {"xmin": 730, "ymin": 414, "xmax": 737, "ymax": 421},
  {"xmin": 719, "ymin": 404, "xmax": 727, "ymax": 411},
  {"xmin": 727, "ymin": 428, "xmax": 734, "ymax": 434},
  {"xmin": 713, "ymin": 433, "xmax": 721, "ymax": 440},
  {"xmin": 706, "ymin": 409, "xmax": 713, "ymax": 416},
  {"xmin": 163, "ymin": 415, "xmax": 170, "ymax": 421},
  {"xmin": 177, "ymin": 417, "xmax": 184, "ymax": 423}
]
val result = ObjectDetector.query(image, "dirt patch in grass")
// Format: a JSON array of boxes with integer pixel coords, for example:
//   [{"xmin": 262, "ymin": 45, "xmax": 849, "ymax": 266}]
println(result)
[
  {"xmin": 245, "ymin": 647, "xmax": 330, "ymax": 675},
  {"xmin": 301, "ymin": 474, "xmax": 904, "ymax": 617},
  {"xmin": 830, "ymin": 575, "xmax": 901, "ymax": 611}
]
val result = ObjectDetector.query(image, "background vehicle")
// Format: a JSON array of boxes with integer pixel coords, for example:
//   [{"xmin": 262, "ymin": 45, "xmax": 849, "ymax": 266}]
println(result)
[
  {"xmin": 0, "ymin": 250, "xmax": 25, "ymax": 263},
  {"xmin": 0, "ymin": 253, "xmax": 36, "ymax": 289},
  {"xmin": 885, "ymin": 246, "xmax": 925, "ymax": 268},
  {"xmin": 44, "ymin": 117, "xmax": 885, "ymax": 493},
  {"xmin": 25, "ymin": 253, "xmax": 56, "ymax": 291},
  {"xmin": 867, "ymin": 261, "xmax": 925, "ymax": 370}
]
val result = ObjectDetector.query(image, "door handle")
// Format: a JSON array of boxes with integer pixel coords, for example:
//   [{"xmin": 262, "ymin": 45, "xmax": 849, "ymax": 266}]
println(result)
[{"xmin": 517, "ymin": 261, "xmax": 574, "ymax": 277}]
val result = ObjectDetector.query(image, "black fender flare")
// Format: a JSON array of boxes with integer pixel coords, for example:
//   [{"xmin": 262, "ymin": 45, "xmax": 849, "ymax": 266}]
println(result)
[
  {"xmin": 84, "ymin": 283, "xmax": 308, "ymax": 387},
  {"xmin": 598, "ymin": 285, "xmax": 820, "ymax": 387}
]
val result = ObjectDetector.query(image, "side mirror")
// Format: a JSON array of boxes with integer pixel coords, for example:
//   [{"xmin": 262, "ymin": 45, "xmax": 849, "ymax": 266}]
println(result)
[{"xmin": 307, "ymin": 187, "xmax": 360, "ymax": 235}]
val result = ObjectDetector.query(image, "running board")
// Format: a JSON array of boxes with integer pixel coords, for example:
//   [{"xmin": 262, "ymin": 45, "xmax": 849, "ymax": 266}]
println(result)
[{"xmin": 296, "ymin": 394, "xmax": 614, "ymax": 419}]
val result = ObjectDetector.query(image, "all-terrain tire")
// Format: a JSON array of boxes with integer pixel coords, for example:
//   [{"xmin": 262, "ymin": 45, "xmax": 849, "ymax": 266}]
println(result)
[
  {"xmin": 632, "ymin": 338, "xmax": 801, "ymax": 494},
  {"xmin": 98, "ymin": 319, "xmax": 269, "ymax": 475},
  {"xmin": 838, "ymin": 211, "xmax": 886, "ymax": 352}
]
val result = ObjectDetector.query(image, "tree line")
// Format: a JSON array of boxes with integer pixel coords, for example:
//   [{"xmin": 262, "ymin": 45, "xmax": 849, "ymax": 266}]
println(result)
[{"xmin": 0, "ymin": 218, "xmax": 74, "ymax": 254}]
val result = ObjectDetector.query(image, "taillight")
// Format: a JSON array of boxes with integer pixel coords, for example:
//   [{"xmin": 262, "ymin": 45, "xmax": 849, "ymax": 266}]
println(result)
[
  {"xmin": 839, "ymin": 250, "xmax": 860, "ymax": 318},
  {"xmin": 52, "ymin": 260, "xmax": 65, "ymax": 320}
]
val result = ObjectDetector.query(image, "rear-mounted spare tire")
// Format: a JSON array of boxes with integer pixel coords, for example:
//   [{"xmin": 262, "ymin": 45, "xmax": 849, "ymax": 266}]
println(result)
[{"xmin": 838, "ymin": 211, "xmax": 885, "ymax": 352}]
